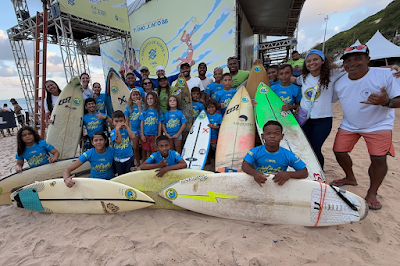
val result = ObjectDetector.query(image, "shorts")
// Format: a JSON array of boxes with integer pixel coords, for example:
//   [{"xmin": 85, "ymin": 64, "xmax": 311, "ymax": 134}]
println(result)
[
  {"xmin": 17, "ymin": 114, "xmax": 24, "ymax": 125},
  {"xmin": 210, "ymin": 139, "xmax": 217, "ymax": 150},
  {"xmin": 142, "ymin": 135, "xmax": 157, "ymax": 152},
  {"xmin": 169, "ymin": 134, "xmax": 182, "ymax": 141},
  {"xmin": 132, "ymin": 130, "xmax": 140, "ymax": 136},
  {"xmin": 114, "ymin": 156, "xmax": 135, "ymax": 175},
  {"xmin": 333, "ymin": 128, "xmax": 395, "ymax": 156}
]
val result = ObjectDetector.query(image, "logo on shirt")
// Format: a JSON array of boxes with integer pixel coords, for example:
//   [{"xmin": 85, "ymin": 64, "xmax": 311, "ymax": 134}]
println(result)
[
  {"xmin": 165, "ymin": 188, "xmax": 178, "ymax": 200},
  {"xmin": 111, "ymin": 86, "xmax": 119, "ymax": 94},
  {"xmin": 125, "ymin": 189, "xmax": 137, "ymax": 200},
  {"xmin": 87, "ymin": 120, "xmax": 102, "ymax": 130},
  {"xmin": 73, "ymin": 98, "xmax": 81, "ymax": 106},
  {"xmin": 304, "ymin": 87, "xmax": 321, "ymax": 101},
  {"xmin": 359, "ymin": 88, "xmax": 374, "ymax": 100},
  {"xmin": 279, "ymin": 95, "xmax": 291, "ymax": 104},
  {"xmin": 241, "ymin": 96, "xmax": 249, "ymax": 103},
  {"xmin": 166, "ymin": 118, "xmax": 179, "ymax": 129},
  {"xmin": 114, "ymin": 136, "xmax": 130, "ymax": 150},
  {"xmin": 93, "ymin": 162, "xmax": 112, "ymax": 172},
  {"xmin": 144, "ymin": 116, "xmax": 158, "ymax": 126},
  {"xmin": 96, "ymin": 102, "xmax": 105, "ymax": 111},
  {"xmin": 28, "ymin": 153, "xmax": 47, "ymax": 167}
]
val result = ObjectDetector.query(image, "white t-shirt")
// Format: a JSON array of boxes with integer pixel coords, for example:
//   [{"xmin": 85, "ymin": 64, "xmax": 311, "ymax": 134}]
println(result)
[
  {"xmin": 82, "ymin": 88, "xmax": 93, "ymax": 101},
  {"xmin": 199, "ymin": 77, "xmax": 213, "ymax": 90},
  {"xmin": 296, "ymin": 69, "xmax": 344, "ymax": 119},
  {"xmin": 44, "ymin": 94, "xmax": 59, "ymax": 113},
  {"xmin": 2, "ymin": 107, "xmax": 12, "ymax": 112},
  {"xmin": 186, "ymin": 77, "xmax": 205, "ymax": 92},
  {"xmin": 333, "ymin": 67, "xmax": 400, "ymax": 133}
]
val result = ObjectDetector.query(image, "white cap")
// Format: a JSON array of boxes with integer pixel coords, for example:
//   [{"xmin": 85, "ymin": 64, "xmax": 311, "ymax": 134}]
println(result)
[{"xmin": 156, "ymin": 66, "xmax": 165, "ymax": 72}]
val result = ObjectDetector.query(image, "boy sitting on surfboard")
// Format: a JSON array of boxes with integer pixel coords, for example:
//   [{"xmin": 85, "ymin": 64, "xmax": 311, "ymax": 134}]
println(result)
[
  {"xmin": 242, "ymin": 120, "xmax": 308, "ymax": 187},
  {"xmin": 140, "ymin": 135, "xmax": 187, "ymax": 177}
]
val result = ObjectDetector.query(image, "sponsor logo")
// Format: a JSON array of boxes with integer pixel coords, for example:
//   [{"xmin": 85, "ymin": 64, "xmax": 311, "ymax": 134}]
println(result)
[
  {"xmin": 198, "ymin": 112, "xmax": 206, "ymax": 120},
  {"xmin": 241, "ymin": 96, "xmax": 249, "ymax": 103},
  {"xmin": 139, "ymin": 37, "xmax": 169, "ymax": 74},
  {"xmin": 226, "ymin": 104, "xmax": 239, "ymax": 115},
  {"xmin": 199, "ymin": 149, "xmax": 206, "ymax": 155},
  {"xmin": 59, "ymin": 96, "xmax": 71, "ymax": 106},
  {"xmin": 239, "ymin": 115, "xmax": 248, "ymax": 122},
  {"xmin": 165, "ymin": 188, "xmax": 177, "ymax": 200},
  {"xmin": 111, "ymin": 86, "xmax": 119, "ymax": 94},
  {"xmin": 125, "ymin": 189, "xmax": 137, "ymax": 200},
  {"xmin": 73, "ymin": 98, "xmax": 81, "ymax": 106},
  {"xmin": 254, "ymin": 65, "xmax": 262, "ymax": 73}
]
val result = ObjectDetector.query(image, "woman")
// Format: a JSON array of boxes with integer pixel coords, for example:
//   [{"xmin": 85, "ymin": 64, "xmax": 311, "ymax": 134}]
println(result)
[
  {"xmin": 80, "ymin": 73, "xmax": 93, "ymax": 101},
  {"xmin": 44, "ymin": 80, "xmax": 62, "ymax": 123},
  {"xmin": 141, "ymin": 78, "xmax": 156, "ymax": 97}
]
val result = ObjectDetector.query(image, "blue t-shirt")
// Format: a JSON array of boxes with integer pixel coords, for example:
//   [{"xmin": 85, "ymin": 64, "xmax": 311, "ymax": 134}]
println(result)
[
  {"xmin": 110, "ymin": 128, "xmax": 134, "ymax": 160},
  {"xmin": 270, "ymin": 80, "xmax": 281, "ymax": 87},
  {"xmin": 133, "ymin": 69, "xmax": 180, "ymax": 87},
  {"xmin": 192, "ymin": 102, "xmax": 204, "ymax": 119},
  {"xmin": 271, "ymin": 83, "xmax": 302, "ymax": 105},
  {"xmin": 95, "ymin": 94, "xmax": 106, "ymax": 114},
  {"xmin": 83, "ymin": 113, "xmax": 106, "ymax": 137},
  {"xmin": 15, "ymin": 140, "xmax": 54, "ymax": 167},
  {"xmin": 163, "ymin": 109, "xmax": 187, "ymax": 135},
  {"xmin": 243, "ymin": 146, "xmax": 306, "ymax": 174},
  {"xmin": 146, "ymin": 150, "xmax": 183, "ymax": 166},
  {"xmin": 139, "ymin": 108, "xmax": 163, "ymax": 136},
  {"xmin": 207, "ymin": 112, "xmax": 223, "ymax": 140},
  {"xmin": 78, "ymin": 147, "xmax": 115, "ymax": 179},
  {"xmin": 205, "ymin": 82, "xmax": 223, "ymax": 99},
  {"xmin": 124, "ymin": 104, "xmax": 143, "ymax": 132},
  {"xmin": 214, "ymin": 88, "xmax": 237, "ymax": 115}
]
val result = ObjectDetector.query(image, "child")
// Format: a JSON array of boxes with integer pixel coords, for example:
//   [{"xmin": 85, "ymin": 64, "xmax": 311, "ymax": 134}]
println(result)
[
  {"xmin": 80, "ymin": 73, "xmax": 93, "ymax": 101},
  {"xmin": 125, "ymin": 72, "xmax": 145, "ymax": 98},
  {"xmin": 191, "ymin": 86, "xmax": 204, "ymax": 120},
  {"xmin": 139, "ymin": 92, "xmax": 163, "ymax": 160},
  {"xmin": 162, "ymin": 95, "xmax": 187, "ymax": 154},
  {"xmin": 15, "ymin": 126, "xmax": 60, "ymax": 173},
  {"xmin": 141, "ymin": 135, "xmax": 187, "ymax": 177},
  {"xmin": 64, "ymin": 131, "xmax": 115, "ymax": 187},
  {"xmin": 205, "ymin": 67, "xmax": 223, "ymax": 101},
  {"xmin": 267, "ymin": 65, "xmax": 280, "ymax": 86},
  {"xmin": 271, "ymin": 64, "xmax": 302, "ymax": 112},
  {"xmin": 92, "ymin": 82, "xmax": 106, "ymax": 114},
  {"xmin": 214, "ymin": 73, "xmax": 237, "ymax": 115},
  {"xmin": 155, "ymin": 76, "xmax": 171, "ymax": 114},
  {"xmin": 124, "ymin": 88, "xmax": 143, "ymax": 167},
  {"xmin": 110, "ymin": 110, "xmax": 136, "ymax": 175},
  {"xmin": 205, "ymin": 99, "xmax": 222, "ymax": 147},
  {"xmin": 242, "ymin": 120, "xmax": 308, "ymax": 187}
]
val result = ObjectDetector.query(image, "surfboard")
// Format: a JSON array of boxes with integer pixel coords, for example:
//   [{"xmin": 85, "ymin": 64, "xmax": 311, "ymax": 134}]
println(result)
[
  {"xmin": 106, "ymin": 68, "xmax": 130, "ymax": 114},
  {"xmin": 46, "ymin": 77, "xmax": 83, "ymax": 159},
  {"xmin": 182, "ymin": 110, "xmax": 211, "ymax": 170},
  {"xmin": 0, "ymin": 158, "xmax": 90, "ymax": 205},
  {"xmin": 246, "ymin": 64, "xmax": 270, "ymax": 98},
  {"xmin": 215, "ymin": 86, "xmax": 255, "ymax": 172},
  {"xmin": 173, "ymin": 77, "xmax": 193, "ymax": 131},
  {"xmin": 159, "ymin": 173, "xmax": 368, "ymax": 226},
  {"xmin": 254, "ymin": 83, "xmax": 325, "ymax": 181},
  {"xmin": 10, "ymin": 178, "xmax": 155, "ymax": 214},
  {"xmin": 112, "ymin": 169, "xmax": 212, "ymax": 209}
]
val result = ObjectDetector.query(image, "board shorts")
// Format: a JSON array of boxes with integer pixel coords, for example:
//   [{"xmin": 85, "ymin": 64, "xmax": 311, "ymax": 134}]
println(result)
[
  {"xmin": 210, "ymin": 139, "xmax": 217, "ymax": 150},
  {"xmin": 169, "ymin": 134, "xmax": 182, "ymax": 141},
  {"xmin": 17, "ymin": 114, "xmax": 24, "ymax": 125},
  {"xmin": 333, "ymin": 128, "xmax": 395, "ymax": 156},
  {"xmin": 132, "ymin": 130, "xmax": 140, "ymax": 136},
  {"xmin": 142, "ymin": 135, "xmax": 157, "ymax": 152}
]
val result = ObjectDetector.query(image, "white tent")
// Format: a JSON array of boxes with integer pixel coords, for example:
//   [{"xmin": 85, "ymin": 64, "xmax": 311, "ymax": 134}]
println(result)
[
  {"xmin": 351, "ymin": 39, "xmax": 361, "ymax": 46},
  {"xmin": 366, "ymin": 30, "xmax": 400, "ymax": 60}
]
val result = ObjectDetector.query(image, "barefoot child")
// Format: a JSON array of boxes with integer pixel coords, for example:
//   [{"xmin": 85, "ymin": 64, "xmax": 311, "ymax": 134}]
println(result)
[
  {"xmin": 155, "ymin": 76, "xmax": 171, "ymax": 114},
  {"xmin": 125, "ymin": 88, "xmax": 143, "ymax": 167},
  {"xmin": 15, "ymin": 126, "xmax": 60, "ymax": 173},
  {"xmin": 205, "ymin": 67, "xmax": 223, "ymax": 101},
  {"xmin": 140, "ymin": 135, "xmax": 187, "ymax": 177},
  {"xmin": 271, "ymin": 64, "xmax": 301, "ymax": 112},
  {"xmin": 214, "ymin": 73, "xmax": 237, "ymax": 115},
  {"xmin": 242, "ymin": 120, "xmax": 308, "ymax": 187},
  {"xmin": 162, "ymin": 95, "xmax": 187, "ymax": 154},
  {"xmin": 191, "ymin": 86, "xmax": 204, "ymax": 120}
]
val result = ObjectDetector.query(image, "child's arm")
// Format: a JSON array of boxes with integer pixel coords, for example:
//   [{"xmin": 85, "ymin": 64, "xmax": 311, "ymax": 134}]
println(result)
[
  {"xmin": 207, "ymin": 123, "xmax": 220, "ymax": 130},
  {"xmin": 173, "ymin": 123, "xmax": 186, "ymax": 138},
  {"xmin": 242, "ymin": 160, "xmax": 268, "ymax": 187},
  {"xmin": 282, "ymin": 102, "xmax": 298, "ymax": 111},
  {"xmin": 272, "ymin": 167, "xmax": 308, "ymax": 186},
  {"xmin": 113, "ymin": 126, "xmax": 122, "ymax": 144},
  {"xmin": 15, "ymin": 159, "xmax": 24, "ymax": 173},
  {"xmin": 157, "ymin": 121, "xmax": 162, "ymax": 137},
  {"xmin": 63, "ymin": 160, "xmax": 84, "ymax": 188},
  {"xmin": 156, "ymin": 159, "xmax": 187, "ymax": 177},
  {"xmin": 48, "ymin": 148, "xmax": 60, "ymax": 163},
  {"xmin": 140, "ymin": 120, "xmax": 146, "ymax": 142},
  {"xmin": 124, "ymin": 123, "xmax": 136, "ymax": 140},
  {"xmin": 162, "ymin": 124, "xmax": 171, "ymax": 138},
  {"xmin": 140, "ymin": 159, "xmax": 168, "ymax": 170}
]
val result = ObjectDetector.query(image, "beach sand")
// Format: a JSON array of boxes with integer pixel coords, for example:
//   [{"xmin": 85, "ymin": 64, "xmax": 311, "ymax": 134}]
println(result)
[{"xmin": 0, "ymin": 102, "xmax": 399, "ymax": 266}]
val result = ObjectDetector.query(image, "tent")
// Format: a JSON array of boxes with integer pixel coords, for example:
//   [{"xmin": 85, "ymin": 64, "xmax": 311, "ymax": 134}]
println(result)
[
  {"xmin": 366, "ymin": 30, "xmax": 400, "ymax": 60},
  {"xmin": 351, "ymin": 39, "xmax": 361, "ymax": 46}
]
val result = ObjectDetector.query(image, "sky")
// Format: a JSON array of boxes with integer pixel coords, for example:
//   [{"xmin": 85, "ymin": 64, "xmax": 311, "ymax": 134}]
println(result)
[{"xmin": 0, "ymin": 0, "xmax": 394, "ymax": 100}]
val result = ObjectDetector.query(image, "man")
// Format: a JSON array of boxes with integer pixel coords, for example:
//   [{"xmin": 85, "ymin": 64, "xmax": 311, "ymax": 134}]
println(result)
[
  {"xmin": 331, "ymin": 44, "xmax": 400, "ymax": 210},
  {"xmin": 10, "ymin": 98, "xmax": 25, "ymax": 126},
  {"xmin": 287, "ymin": 51, "xmax": 304, "ymax": 71},
  {"xmin": 197, "ymin": 62, "xmax": 213, "ymax": 89},
  {"xmin": 131, "ymin": 65, "xmax": 183, "ymax": 88},
  {"xmin": 180, "ymin": 62, "xmax": 205, "ymax": 94},
  {"xmin": 227, "ymin": 56, "xmax": 250, "ymax": 89}
]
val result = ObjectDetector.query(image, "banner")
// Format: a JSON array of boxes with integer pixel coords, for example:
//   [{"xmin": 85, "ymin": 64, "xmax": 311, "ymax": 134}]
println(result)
[
  {"xmin": 0, "ymin": 112, "xmax": 17, "ymax": 130},
  {"xmin": 58, "ymin": 0, "xmax": 129, "ymax": 31}
]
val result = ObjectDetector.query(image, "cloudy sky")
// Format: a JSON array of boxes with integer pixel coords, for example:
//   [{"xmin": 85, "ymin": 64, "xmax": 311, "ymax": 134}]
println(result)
[{"xmin": 0, "ymin": 0, "xmax": 394, "ymax": 100}]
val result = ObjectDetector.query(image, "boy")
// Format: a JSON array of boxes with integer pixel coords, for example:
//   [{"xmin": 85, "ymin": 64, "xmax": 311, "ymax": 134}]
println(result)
[
  {"xmin": 125, "ymin": 72, "xmax": 145, "ymax": 98},
  {"xmin": 205, "ymin": 67, "xmax": 224, "ymax": 101},
  {"xmin": 110, "ymin": 110, "xmax": 136, "ymax": 175},
  {"xmin": 214, "ymin": 73, "xmax": 237, "ymax": 115},
  {"xmin": 141, "ymin": 135, "xmax": 187, "ymax": 177},
  {"xmin": 191, "ymin": 87, "xmax": 204, "ymax": 120},
  {"xmin": 205, "ymin": 99, "xmax": 222, "ymax": 146},
  {"xmin": 267, "ymin": 65, "xmax": 280, "ymax": 86},
  {"xmin": 271, "ymin": 64, "xmax": 301, "ymax": 112},
  {"xmin": 242, "ymin": 120, "xmax": 308, "ymax": 187}
]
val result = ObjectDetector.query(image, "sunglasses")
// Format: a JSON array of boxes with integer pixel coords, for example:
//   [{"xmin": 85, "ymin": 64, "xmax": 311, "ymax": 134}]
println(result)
[
  {"xmin": 143, "ymin": 82, "xmax": 152, "ymax": 85},
  {"xmin": 344, "ymin": 45, "xmax": 366, "ymax": 52}
]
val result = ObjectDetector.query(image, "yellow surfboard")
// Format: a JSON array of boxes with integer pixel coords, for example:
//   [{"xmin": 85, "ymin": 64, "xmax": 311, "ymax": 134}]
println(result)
[
  {"xmin": 215, "ymin": 86, "xmax": 255, "ymax": 172},
  {"xmin": 246, "ymin": 64, "xmax": 270, "ymax": 98}
]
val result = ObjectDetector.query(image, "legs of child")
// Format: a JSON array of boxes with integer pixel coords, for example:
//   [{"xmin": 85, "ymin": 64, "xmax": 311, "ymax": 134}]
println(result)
[{"xmin": 133, "ymin": 135, "xmax": 141, "ymax": 167}]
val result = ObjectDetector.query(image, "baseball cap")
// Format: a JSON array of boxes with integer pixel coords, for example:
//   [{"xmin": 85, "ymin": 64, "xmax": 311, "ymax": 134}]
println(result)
[
  {"xmin": 156, "ymin": 66, "xmax": 165, "ymax": 72},
  {"xmin": 180, "ymin": 63, "xmax": 190, "ymax": 69},
  {"xmin": 140, "ymin": 66, "xmax": 149, "ymax": 71},
  {"xmin": 340, "ymin": 44, "xmax": 369, "ymax": 60},
  {"xmin": 158, "ymin": 75, "xmax": 168, "ymax": 81}
]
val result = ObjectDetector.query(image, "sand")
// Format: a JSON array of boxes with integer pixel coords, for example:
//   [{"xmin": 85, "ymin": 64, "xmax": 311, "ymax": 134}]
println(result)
[{"xmin": 0, "ymin": 103, "xmax": 399, "ymax": 266}]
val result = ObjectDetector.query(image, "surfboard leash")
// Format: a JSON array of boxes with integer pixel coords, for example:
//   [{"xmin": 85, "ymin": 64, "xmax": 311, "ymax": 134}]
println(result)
[{"xmin": 329, "ymin": 184, "xmax": 358, "ymax": 211}]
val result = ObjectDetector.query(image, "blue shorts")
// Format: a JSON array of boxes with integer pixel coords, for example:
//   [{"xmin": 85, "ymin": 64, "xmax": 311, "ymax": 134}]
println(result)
[
  {"xmin": 133, "ymin": 130, "xmax": 140, "ymax": 136},
  {"xmin": 114, "ymin": 156, "xmax": 135, "ymax": 176},
  {"xmin": 169, "ymin": 134, "xmax": 182, "ymax": 141}
]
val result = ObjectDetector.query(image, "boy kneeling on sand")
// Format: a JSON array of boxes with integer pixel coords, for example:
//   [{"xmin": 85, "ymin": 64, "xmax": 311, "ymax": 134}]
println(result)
[
  {"xmin": 141, "ymin": 135, "xmax": 187, "ymax": 177},
  {"xmin": 242, "ymin": 120, "xmax": 308, "ymax": 187}
]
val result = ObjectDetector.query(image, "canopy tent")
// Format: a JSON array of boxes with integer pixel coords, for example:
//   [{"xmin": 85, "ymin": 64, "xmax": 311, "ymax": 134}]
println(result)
[{"xmin": 366, "ymin": 30, "xmax": 400, "ymax": 60}]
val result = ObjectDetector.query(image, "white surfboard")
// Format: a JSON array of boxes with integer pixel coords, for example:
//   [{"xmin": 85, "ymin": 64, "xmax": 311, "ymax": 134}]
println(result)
[
  {"xmin": 159, "ymin": 173, "xmax": 368, "ymax": 227},
  {"xmin": 182, "ymin": 110, "xmax": 211, "ymax": 170},
  {"xmin": 107, "ymin": 68, "xmax": 131, "ymax": 112},
  {"xmin": 47, "ymin": 77, "xmax": 84, "ymax": 159},
  {"xmin": 10, "ymin": 178, "xmax": 155, "ymax": 214},
  {"xmin": 0, "ymin": 158, "xmax": 90, "ymax": 205}
]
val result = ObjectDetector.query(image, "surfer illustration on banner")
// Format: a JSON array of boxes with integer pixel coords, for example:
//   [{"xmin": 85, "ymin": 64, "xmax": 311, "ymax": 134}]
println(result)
[
  {"xmin": 176, "ymin": 24, "xmax": 197, "ymax": 69},
  {"xmin": 120, "ymin": 48, "xmax": 140, "ymax": 73}
]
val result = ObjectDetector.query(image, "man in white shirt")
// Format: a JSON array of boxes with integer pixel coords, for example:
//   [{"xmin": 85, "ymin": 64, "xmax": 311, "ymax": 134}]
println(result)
[
  {"xmin": 331, "ymin": 44, "xmax": 400, "ymax": 210},
  {"xmin": 197, "ymin": 62, "xmax": 213, "ymax": 89},
  {"xmin": 180, "ymin": 62, "xmax": 205, "ymax": 94}
]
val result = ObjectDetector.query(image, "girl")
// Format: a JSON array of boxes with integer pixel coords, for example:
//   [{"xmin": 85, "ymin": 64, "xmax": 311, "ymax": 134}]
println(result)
[
  {"xmin": 155, "ymin": 76, "xmax": 171, "ymax": 113},
  {"xmin": 80, "ymin": 72, "xmax": 93, "ymax": 101},
  {"xmin": 44, "ymin": 80, "xmax": 61, "ymax": 123},
  {"xmin": 63, "ymin": 131, "xmax": 115, "ymax": 187},
  {"xmin": 92, "ymin": 82, "xmax": 106, "ymax": 114},
  {"xmin": 139, "ymin": 92, "xmax": 163, "ymax": 160},
  {"xmin": 125, "ymin": 88, "xmax": 143, "ymax": 167},
  {"xmin": 141, "ymin": 78, "xmax": 156, "ymax": 96},
  {"xmin": 15, "ymin": 126, "xmax": 60, "ymax": 173},
  {"xmin": 162, "ymin": 95, "xmax": 187, "ymax": 154}
]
